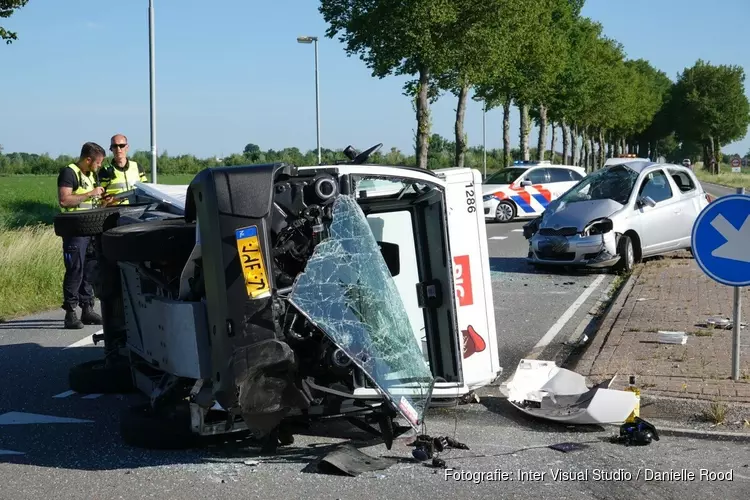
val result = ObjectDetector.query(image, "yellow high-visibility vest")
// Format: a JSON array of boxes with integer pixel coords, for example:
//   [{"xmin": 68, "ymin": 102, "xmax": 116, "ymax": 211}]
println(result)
[
  {"xmin": 100, "ymin": 160, "xmax": 146, "ymax": 204},
  {"xmin": 61, "ymin": 163, "xmax": 97, "ymax": 212}
]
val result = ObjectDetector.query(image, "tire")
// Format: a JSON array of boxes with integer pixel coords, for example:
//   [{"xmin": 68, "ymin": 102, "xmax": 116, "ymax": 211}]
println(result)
[
  {"xmin": 53, "ymin": 207, "xmax": 126, "ymax": 237},
  {"xmin": 612, "ymin": 234, "xmax": 635, "ymax": 274},
  {"xmin": 495, "ymin": 201, "xmax": 516, "ymax": 223},
  {"xmin": 101, "ymin": 218, "xmax": 196, "ymax": 263},
  {"xmin": 119, "ymin": 402, "xmax": 198, "ymax": 450},
  {"xmin": 68, "ymin": 358, "xmax": 135, "ymax": 394}
]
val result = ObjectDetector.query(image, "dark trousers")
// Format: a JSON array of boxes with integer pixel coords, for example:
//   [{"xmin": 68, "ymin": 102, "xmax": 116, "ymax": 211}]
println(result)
[{"xmin": 62, "ymin": 236, "xmax": 97, "ymax": 311}]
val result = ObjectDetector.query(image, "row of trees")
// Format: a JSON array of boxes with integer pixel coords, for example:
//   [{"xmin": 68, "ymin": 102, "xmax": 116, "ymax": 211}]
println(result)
[
  {"xmin": 2, "ymin": 138, "xmax": 748, "ymax": 176},
  {"xmin": 3, "ymin": 1, "xmax": 749, "ymax": 173},
  {"xmin": 319, "ymin": 0, "xmax": 750, "ymax": 174}
]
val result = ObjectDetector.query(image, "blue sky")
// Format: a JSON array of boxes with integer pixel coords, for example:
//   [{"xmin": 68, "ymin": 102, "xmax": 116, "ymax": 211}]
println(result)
[{"xmin": 2, "ymin": 0, "xmax": 749, "ymax": 158}]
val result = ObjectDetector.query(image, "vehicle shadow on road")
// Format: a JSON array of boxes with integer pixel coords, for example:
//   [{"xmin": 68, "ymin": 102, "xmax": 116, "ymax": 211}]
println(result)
[
  {"xmin": 489, "ymin": 257, "xmax": 604, "ymax": 277},
  {"xmin": 0, "ymin": 341, "xmax": 414, "ymax": 473}
]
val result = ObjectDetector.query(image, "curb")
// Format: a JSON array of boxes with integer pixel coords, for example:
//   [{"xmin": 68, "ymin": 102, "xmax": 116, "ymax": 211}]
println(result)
[
  {"xmin": 553, "ymin": 268, "xmax": 639, "ymax": 370},
  {"xmin": 653, "ymin": 426, "xmax": 750, "ymax": 442}
]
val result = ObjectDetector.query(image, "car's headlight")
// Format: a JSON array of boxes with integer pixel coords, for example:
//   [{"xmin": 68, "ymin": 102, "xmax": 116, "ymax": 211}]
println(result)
[
  {"xmin": 583, "ymin": 218, "xmax": 614, "ymax": 236},
  {"xmin": 482, "ymin": 194, "xmax": 493, "ymax": 202}
]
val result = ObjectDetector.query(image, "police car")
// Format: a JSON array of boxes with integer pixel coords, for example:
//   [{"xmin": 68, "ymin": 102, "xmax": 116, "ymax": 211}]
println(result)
[{"xmin": 482, "ymin": 161, "xmax": 587, "ymax": 223}]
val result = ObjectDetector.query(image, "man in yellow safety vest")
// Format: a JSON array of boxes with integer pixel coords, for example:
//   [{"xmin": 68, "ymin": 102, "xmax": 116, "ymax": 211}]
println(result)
[
  {"xmin": 57, "ymin": 142, "xmax": 106, "ymax": 329},
  {"xmin": 99, "ymin": 133, "xmax": 147, "ymax": 205}
]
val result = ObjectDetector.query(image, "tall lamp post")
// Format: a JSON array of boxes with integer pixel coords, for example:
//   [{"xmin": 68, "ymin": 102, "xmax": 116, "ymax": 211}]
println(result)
[
  {"xmin": 148, "ymin": 0, "xmax": 157, "ymax": 182},
  {"xmin": 297, "ymin": 35, "xmax": 321, "ymax": 165},
  {"xmin": 482, "ymin": 100, "xmax": 487, "ymax": 179}
]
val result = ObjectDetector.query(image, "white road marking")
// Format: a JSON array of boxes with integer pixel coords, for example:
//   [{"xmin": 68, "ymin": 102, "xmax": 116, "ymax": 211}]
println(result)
[
  {"xmin": 511, "ymin": 229, "xmax": 524, "ymax": 232},
  {"xmin": 489, "ymin": 236, "xmax": 508, "ymax": 240},
  {"xmin": 52, "ymin": 390, "xmax": 76, "ymax": 399},
  {"xmin": 81, "ymin": 394, "xmax": 102, "ymax": 399},
  {"xmin": 531, "ymin": 274, "xmax": 607, "ymax": 352},
  {"xmin": 63, "ymin": 329, "xmax": 102, "ymax": 350},
  {"xmin": 0, "ymin": 411, "xmax": 94, "ymax": 425},
  {"xmin": 0, "ymin": 449, "xmax": 24, "ymax": 456}
]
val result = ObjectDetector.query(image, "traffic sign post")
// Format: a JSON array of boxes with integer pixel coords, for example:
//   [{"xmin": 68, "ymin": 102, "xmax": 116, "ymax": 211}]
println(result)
[
  {"xmin": 731, "ymin": 157, "xmax": 741, "ymax": 173},
  {"xmin": 691, "ymin": 187, "xmax": 749, "ymax": 381}
]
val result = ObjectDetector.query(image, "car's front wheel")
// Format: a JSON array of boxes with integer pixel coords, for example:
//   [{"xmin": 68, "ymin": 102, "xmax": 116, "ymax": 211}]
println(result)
[
  {"xmin": 612, "ymin": 234, "xmax": 635, "ymax": 274},
  {"xmin": 495, "ymin": 201, "xmax": 516, "ymax": 223}
]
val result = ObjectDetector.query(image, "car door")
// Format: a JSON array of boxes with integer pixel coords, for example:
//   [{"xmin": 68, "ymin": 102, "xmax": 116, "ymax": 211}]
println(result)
[
  {"xmin": 666, "ymin": 167, "xmax": 705, "ymax": 247},
  {"xmin": 632, "ymin": 168, "xmax": 684, "ymax": 255},
  {"xmin": 516, "ymin": 167, "xmax": 550, "ymax": 214}
]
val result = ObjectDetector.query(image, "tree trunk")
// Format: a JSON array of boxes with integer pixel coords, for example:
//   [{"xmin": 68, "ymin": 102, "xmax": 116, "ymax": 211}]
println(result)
[
  {"xmin": 520, "ymin": 103, "xmax": 531, "ymax": 161},
  {"xmin": 598, "ymin": 128, "xmax": 605, "ymax": 169},
  {"xmin": 415, "ymin": 66, "xmax": 431, "ymax": 169},
  {"xmin": 711, "ymin": 137, "xmax": 721, "ymax": 174},
  {"xmin": 562, "ymin": 121, "xmax": 570, "ymax": 166},
  {"xmin": 503, "ymin": 98, "xmax": 511, "ymax": 168},
  {"xmin": 589, "ymin": 136, "xmax": 596, "ymax": 171},
  {"xmin": 536, "ymin": 104, "xmax": 548, "ymax": 161},
  {"xmin": 550, "ymin": 122, "xmax": 557, "ymax": 163},
  {"xmin": 606, "ymin": 136, "xmax": 612, "ymax": 159},
  {"xmin": 702, "ymin": 141, "xmax": 711, "ymax": 172},
  {"xmin": 570, "ymin": 124, "xmax": 578, "ymax": 166},
  {"xmin": 649, "ymin": 141, "xmax": 656, "ymax": 160},
  {"xmin": 582, "ymin": 130, "xmax": 589, "ymax": 171},
  {"xmin": 454, "ymin": 83, "xmax": 469, "ymax": 168},
  {"xmin": 620, "ymin": 138, "xmax": 627, "ymax": 155}
]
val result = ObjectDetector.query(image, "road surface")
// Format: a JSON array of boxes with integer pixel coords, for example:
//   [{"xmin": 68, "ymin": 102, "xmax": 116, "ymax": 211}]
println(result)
[{"xmin": 0, "ymin": 179, "xmax": 743, "ymax": 498}]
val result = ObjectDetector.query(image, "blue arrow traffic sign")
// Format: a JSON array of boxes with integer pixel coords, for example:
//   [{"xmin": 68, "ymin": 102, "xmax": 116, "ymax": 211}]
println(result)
[{"xmin": 691, "ymin": 194, "xmax": 750, "ymax": 287}]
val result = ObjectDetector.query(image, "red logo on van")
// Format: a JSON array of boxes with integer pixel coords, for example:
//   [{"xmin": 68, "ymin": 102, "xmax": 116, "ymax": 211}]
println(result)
[
  {"xmin": 462, "ymin": 325, "xmax": 486, "ymax": 358},
  {"xmin": 453, "ymin": 255, "xmax": 473, "ymax": 307}
]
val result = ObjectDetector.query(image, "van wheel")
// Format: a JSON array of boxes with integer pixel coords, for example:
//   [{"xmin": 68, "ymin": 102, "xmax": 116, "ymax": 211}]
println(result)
[
  {"xmin": 612, "ymin": 235, "xmax": 635, "ymax": 274},
  {"xmin": 495, "ymin": 201, "xmax": 516, "ymax": 223}
]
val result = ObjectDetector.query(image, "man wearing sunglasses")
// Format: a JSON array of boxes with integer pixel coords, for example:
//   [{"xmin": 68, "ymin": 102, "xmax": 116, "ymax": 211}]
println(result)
[{"xmin": 99, "ymin": 134, "xmax": 147, "ymax": 205}]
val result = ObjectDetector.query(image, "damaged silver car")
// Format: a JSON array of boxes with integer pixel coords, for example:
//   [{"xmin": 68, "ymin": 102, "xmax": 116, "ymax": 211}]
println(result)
[{"xmin": 522, "ymin": 160, "xmax": 711, "ymax": 273}]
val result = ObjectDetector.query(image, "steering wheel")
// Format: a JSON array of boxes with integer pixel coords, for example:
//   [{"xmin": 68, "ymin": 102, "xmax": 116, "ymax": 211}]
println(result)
[{"xmin": 352, "ymin": 143, "xmax": 383, "ymax": 165}]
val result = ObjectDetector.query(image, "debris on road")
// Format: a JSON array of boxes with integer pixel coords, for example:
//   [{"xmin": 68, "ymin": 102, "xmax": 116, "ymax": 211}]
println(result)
[
  {"xmin": 612, "ymin": 417, "xmax": 660, "ymax": 446},
  {"xmin": 548, "ymin": 442, "xmax": 589, "ymax": 453},
  {"xmin": 705, "ymin": 316, "xmax": 747, "ymax": 330},
  {"xmin": 657, "ymin": 331, "xmax": 688, "ymax": 344},
  {"xmin": 505, "ymin": 359, "xmax": 638, "ymax": 425},
  {"xmin": 316, "ymin": 444, "xmax": 398, "ymax": 477}
]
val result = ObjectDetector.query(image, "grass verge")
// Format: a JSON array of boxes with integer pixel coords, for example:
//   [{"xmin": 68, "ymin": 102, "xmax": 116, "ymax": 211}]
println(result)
[
  {"xmin": 0, "ymin": 174, "xmax": 191, "ymax": 321},
  {"xmin": 692, "ymin": 163, "xmax": 750, "ymax": 191},
  {"xmin": 0, "ymin": 225, "xmax": 64, "ymax": 321}
]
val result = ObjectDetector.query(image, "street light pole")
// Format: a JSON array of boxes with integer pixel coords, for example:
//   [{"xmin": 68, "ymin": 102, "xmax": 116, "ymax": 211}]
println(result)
[
  {"xmin": 297, "ymin": 35, "xmax": 321, "ymax": 165},
  {"xmin": 148, "ymin": 0, "xmax": 157, "ymax": 183},
  {"xmin": 482, "ymin": 100, "xmax": 487, "ymax": 179}
]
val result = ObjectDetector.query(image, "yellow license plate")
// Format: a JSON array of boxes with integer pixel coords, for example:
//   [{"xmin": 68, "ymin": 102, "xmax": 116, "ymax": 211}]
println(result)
[{"xmin": 234, "ymin": 225, "xmax": 271, "ymax": 298}]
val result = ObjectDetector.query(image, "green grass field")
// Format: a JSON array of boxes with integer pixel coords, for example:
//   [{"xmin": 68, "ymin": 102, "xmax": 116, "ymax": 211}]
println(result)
[
  {"xmin": 0, "ymin": 174, "xmax": 192, "ymax": 321},
  {"xmin": 0, "ymin": 167, "xmax": 748, "ymax": 321}
]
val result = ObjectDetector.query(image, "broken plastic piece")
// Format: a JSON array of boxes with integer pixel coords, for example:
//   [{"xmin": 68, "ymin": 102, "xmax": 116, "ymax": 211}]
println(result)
[
  {"xmin": 614, "ymin": 417, "xmax": 660, "ymax": 446},
  {"xmin": 657, "ymin": 331, "xmax": 687, "ymax": 345},
  {"xmin": 505, "ymin": 359, "xmax": 638, "ymax": 425}
]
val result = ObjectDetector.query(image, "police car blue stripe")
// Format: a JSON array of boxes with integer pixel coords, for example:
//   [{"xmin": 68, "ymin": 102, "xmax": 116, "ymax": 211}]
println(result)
[
  {"xmin": 511, "ymin": 195, "xmax": 535, "ymax": 213},
  {"xmin": 532, "ymin": 194, "xmax": 550, "ymax": 208}
]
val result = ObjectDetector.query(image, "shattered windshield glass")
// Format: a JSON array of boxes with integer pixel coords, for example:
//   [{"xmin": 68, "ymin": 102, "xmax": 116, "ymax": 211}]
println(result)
[
  {"xmin": 288, "ymin": 195, "xmax": 435, "ymax": 428},
  {"xmin": 557, "ymin": 165, "xmax": 638, "ymax": 206}
]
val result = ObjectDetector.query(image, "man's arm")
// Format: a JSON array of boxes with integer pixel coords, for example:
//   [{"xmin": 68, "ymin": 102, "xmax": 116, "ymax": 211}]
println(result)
[{"xmin": 57, "ymin": 167, "xmax": 103, "ymax": 208}]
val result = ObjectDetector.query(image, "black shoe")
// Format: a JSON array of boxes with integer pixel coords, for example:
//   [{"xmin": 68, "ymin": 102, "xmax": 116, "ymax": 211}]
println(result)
[
  {"xmin": 80, "ymin": 304, "xmax": 102, "ymax": 325},
  {"xmin": 65, "ymin": 310, "xmax": 84, "ymax": 329}
]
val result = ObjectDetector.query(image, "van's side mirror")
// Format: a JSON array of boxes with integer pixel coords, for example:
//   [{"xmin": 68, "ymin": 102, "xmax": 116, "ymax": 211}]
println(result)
[
  {"xmin": 520, "ymin": 180, "xmax": 532, "ymax": 187},
  {"xmin": 377, "ymin": 241, "xmax": 400, "ymax": 277}
]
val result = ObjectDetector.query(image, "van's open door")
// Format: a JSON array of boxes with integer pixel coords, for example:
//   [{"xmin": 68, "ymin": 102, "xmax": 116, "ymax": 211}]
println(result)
[{"xmin": 436, "ymin": 168, "xmax": 502, "ymax": 389}]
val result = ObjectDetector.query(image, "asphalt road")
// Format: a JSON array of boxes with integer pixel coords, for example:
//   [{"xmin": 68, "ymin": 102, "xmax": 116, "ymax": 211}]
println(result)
[{"xmin": 0, "ymin": 179, "xmax": 743, "ymax": 498}]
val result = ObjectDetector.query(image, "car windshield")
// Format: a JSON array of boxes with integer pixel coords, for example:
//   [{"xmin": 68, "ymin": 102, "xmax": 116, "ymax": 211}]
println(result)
[
  {"xmin": 355, "ymin": 177, "xmax": 422, "ymax": 199},
  {"xmin": 485, "ymin": 168, "xmax": 526, "ymax": 185},
  {"xmin": 557, "ymin": 164, "xmax": 638, "ymax": 206},
  {"xmin": 288, "ymin": 195, "xmax": 434, "ymax": 429}
]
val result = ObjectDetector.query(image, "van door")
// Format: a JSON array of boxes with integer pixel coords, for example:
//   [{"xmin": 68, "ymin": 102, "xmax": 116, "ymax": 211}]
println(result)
[{"xmin": 436, "ymin": 168, "xmax": 502, "ymax": 389}]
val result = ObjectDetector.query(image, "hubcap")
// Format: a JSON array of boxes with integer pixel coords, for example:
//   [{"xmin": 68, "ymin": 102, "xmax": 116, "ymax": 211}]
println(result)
[{"xmin": 496, "ymin": 203, "xmax": 513, "ymax": 222}]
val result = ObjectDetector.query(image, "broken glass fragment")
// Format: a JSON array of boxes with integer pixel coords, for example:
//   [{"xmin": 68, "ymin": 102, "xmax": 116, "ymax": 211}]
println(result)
[{"xmin": 288, "ymin": 194, "xmax": 434, "ymax": 428}]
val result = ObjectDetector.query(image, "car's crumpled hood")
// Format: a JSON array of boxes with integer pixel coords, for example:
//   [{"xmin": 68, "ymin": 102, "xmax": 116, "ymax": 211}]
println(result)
[
  {"xmin": 134, "ymin": 182, "xmax": 189, "ymax": 213},
  {"xmin": 540, "ymin": 199, "xmax": 623, "ymax": 231}
]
